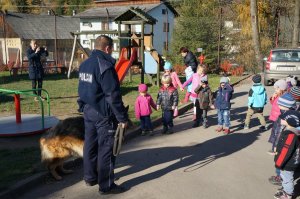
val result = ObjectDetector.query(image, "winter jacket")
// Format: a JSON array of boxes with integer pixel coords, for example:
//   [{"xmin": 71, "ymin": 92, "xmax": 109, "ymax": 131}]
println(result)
[
  {"xmin": 182, "ymin": 73, "xmax": 208, "ymax": 98},
  {"xmin": 248, "ymin": 83, "xmax": 267, "ymax": 113},
  {"xmin": 184, "ymin": 66, "xmax": 194, "ymax": 92},
  {"xmin": 78, "ymin": 50, "xmax": 128, "ymax": 123},
  {"xmin": 157, "ymin": 85, "xmax": 179, "ymax": 111},
  {"xmin": 183, "ymin": 51, "xmax": 198, "ymax": 73},
  {"xmin": 274, "ymin": 129, "xmax": 300, "ymax": 171},
  {"xmin": 135, "ymin": 94, "xmax": 156, "ymax": 119},
  {"xmin": 214, "ymin": 83, "xmax": 233, "ymax": 110},
  {"xmin": 269, "ymin": 96, "xmax": 281, "ymax": 122},
  {"xmin": 194, "ymin": 85, "xmax": 213, "ymax": 109},
  {"xmin": 170, "ymin": 71, "xmax": 182, "ymax": 89},
  {"xmin": 27, "ymin": 47, "xmax": 48, "ymax": 80}
]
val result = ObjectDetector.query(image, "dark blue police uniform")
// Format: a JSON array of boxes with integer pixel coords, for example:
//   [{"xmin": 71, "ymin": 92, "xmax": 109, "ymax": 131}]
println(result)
[{"xmin": 78, "ymin": 49, "xmax": 128, "ymax": 192}]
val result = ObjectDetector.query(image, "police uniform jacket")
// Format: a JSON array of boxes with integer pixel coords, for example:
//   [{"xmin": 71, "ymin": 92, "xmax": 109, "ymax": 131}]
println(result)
[{"xmin": 78, "ymin": 50, "xmax": 128, "ymax": 123}]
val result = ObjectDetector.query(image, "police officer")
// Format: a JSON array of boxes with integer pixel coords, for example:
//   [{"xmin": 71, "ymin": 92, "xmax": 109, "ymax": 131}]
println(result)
[{"xmin": 78, "ymin": 35, "xmax": 128, "ymax": 195}]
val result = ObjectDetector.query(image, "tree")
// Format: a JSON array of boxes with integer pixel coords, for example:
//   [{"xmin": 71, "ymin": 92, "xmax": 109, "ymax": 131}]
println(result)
[
  {"xmin": 292, "ymin": 0, "xmax": 300, "ymax": 47},
  {"xmin": 15, "ymin": 0, "xmax": 30, "ymax": 13},
  {"xmin": 0, "ymin": 0, "xmax": 16, "ymax": 11},
  {"xmin": 250, "ymin": 0, "xmax": 263, "ymax": 72},
  {"xmin": 169, "ymin": 0, "xmax": 225, "ymax": 68},
  {"xmin": 233, "ymin": 0, "xmax": 273, "ymax": 72},
  {"xmin": 31, "ymin": 0, "xmax": 42, "ymax": 14}
]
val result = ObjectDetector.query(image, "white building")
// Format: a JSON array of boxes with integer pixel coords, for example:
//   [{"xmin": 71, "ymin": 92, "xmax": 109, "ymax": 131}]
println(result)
[{"xmin": 74, "ymin": 1, "xmax": 178, "ymax": 58}]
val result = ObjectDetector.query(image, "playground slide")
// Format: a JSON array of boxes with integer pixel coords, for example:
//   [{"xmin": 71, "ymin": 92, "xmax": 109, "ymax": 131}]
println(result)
[{"xmin": 115, "ymin": 48, "xmax": 137, "ymax": 83}]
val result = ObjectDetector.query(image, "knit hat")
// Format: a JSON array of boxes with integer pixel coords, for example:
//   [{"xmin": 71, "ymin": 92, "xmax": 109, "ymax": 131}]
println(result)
[
  {"xmin": 138, "ymin": 84, "xmax": 148, "ymax": 93},
  {"xmin": 277, "ymin": 93, "xmax": 296, "ymax": 109},
  {"xmin": 252, "ymin": 74, "xmax": 261, "ymax": 83},
  {"xmin": 161, "ymin": 75, "xmax": 172, "ymax": 84},
  {"xmin": 274, "ymin": 79, "xmax": 287, "ymax": 91},
  {"xmin": 290, "ymin": 86, "xmax": 300, "ymax": 101},
  {"xmin": 279, "ymin": 110, "xmax": 300, "ymax": 127},
  {"xmin": 164, "ymin": 61, "xmax": 173, "ymax": 70},
  {"xmin": 220, "ymin": 76, "xmax": 229, "ymax": 84}
]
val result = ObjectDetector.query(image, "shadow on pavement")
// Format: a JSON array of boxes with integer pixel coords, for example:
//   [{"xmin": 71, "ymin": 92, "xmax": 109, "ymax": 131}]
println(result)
[{"xmin": 116, "ymin": 128, "xmax": 262, "ymax": 189}]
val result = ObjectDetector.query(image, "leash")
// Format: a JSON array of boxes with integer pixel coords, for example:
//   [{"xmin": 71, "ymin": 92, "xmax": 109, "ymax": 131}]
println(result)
[{"xmin": 113, "ymin": 124, "xmax": 126, "ymax": 156}]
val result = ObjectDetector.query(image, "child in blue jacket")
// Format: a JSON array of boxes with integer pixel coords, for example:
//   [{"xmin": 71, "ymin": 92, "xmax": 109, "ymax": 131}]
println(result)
[
  {"xmin": 244, "ymin": 74, "xmax": 267, "ymax": 130},
  {"xmin": 214, "ymin": 76, "xmax": 233, "ymax": 134}
]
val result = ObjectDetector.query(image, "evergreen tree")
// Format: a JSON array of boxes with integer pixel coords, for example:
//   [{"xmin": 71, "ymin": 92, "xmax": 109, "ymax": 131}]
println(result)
[{"xmin": 170, "ymin": 0, "xmax": 226, "ymax": 68}]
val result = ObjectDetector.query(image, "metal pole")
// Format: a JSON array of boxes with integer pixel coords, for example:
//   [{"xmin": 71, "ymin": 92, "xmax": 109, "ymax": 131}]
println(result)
[
  {"xmin": 14, "ymin": 94, "xmax": 21, "ymax": 124},
  {"xmin": 3, "ymin": 12, "xmax": 7, "ymax": 66},
  {"xmin": 217, "ymin": 6, "xmax": 222, "ymax": 68},
  {"xmin": 128, "ymin": 24, "xmax": 132, "ymax": 82},
  {"xmin": 141, "ymin": 22, "xmax": 145, "ymax": 84},
  {"xmin": 54, "ymin": 12, "xmax": 58, "ymax": 67}
]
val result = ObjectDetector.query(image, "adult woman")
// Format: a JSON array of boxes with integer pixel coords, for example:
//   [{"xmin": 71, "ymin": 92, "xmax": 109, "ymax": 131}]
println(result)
[{"xmin": 179, "ymin": 47, "xmax": 198, "ymax": 73}]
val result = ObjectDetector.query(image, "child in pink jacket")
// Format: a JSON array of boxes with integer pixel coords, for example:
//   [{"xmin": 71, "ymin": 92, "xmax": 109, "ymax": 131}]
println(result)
[
  {"xmin": 163, "ymin": 61, "xmax": 182, "ymax": 89},
  {"xmin": 135, "ymin": 84, "xmax": 157, "ymax": 136},
  {"xmin": 268, "ymin": 79, "xmax": 287, "ymax": 154},
  {"xmin": 181, "ymin": 64, "xmax": 208, "ymax": 125}
]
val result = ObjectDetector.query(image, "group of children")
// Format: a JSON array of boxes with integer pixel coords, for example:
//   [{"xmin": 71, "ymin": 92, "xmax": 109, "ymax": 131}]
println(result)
[
  {"xmin": 244, "ymin": 74, "xmax": 300, "ymax": 199},
  {"xmin": 134, "ymin": 61, "xmax": 233, "ymax": 135},
  {"xmin": 134, "ymin": 60, "xmax": 300, "ymax": 198}
]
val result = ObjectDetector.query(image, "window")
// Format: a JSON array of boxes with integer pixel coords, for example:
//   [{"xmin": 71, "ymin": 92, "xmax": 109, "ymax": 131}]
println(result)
[
  {"xmin": 163, "ymin": 22, "xmax": 169, "ymax": 32},
  {"xmin": 82, "ymin": 22, "xmax": 92, "ymax": 27},
  {"xmin": 162, "ymin": 9, "xmax": 166, "ymax": 15}
]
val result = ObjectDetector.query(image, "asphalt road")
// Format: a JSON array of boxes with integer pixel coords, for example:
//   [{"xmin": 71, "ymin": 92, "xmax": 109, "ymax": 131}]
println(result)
[{"xmin": 15, "ymin": 79, "xmax": 300, "ymax": 199}]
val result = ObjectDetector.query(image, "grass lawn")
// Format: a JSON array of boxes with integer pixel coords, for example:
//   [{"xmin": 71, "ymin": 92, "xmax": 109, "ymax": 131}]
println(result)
[{"xmin": 0, "ymin": 71, "xmax": 244, "ymax": 191}]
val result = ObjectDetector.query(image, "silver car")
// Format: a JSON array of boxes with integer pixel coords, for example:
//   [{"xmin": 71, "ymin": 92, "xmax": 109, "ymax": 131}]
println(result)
[{"xmin": 264, "ymin": 48, "xmax": 300, "ymax": 86}]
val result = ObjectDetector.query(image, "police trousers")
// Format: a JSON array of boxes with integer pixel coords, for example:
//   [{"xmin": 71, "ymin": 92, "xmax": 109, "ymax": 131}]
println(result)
[{"xmin": 83, "ymin": 104, "xmax": 117, "ymax": 192}]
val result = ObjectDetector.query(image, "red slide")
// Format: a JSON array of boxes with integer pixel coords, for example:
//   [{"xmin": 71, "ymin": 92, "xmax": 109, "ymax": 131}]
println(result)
[{"xmin": 115, "ymin": 48, "xmax": 137, "ymax": 83}]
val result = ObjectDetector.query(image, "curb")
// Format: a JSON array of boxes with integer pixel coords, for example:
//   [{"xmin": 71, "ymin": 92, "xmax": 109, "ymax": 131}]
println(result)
[{"xmin": 0, "ymin": 74, "xmax": 251, "ymax": 199}]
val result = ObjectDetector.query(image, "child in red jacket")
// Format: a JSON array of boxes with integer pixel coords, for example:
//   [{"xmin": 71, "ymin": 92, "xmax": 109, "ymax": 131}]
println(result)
[
  {"xmin": 273, "ymin": 110, "xmax": 300, "ymax": 199},
  {"xmin": 135, "ymin": 84, "xmax": 156, "ymax": 136}
]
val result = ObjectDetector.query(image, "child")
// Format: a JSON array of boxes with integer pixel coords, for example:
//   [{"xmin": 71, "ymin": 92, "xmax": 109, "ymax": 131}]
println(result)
[
  {"xmin": 268, "ymin": 93, "xmax": 296, "ymax": 186},
  {"xmin": 244, "ymin": 74, "xmax": 267, "ymax": 130},
  {"xmin": 273, "ymin": 110, "xmax": 300, "ymax": 199},
  {"xmin": 268, "ymin": 79, "xmax": 287, "ymax": 154},
  {"xmin": 181, "ymin": 65, "xmax": 208, "ymax": 125},
  {"xmin": 157, "ymin": 75, "xmax": 179, "ymax": 134},
  {"xmin": 134, "ymin": 84, "xmax": 156, "ymax": 136},
  {"xmin": 286, "ymin": 75, "xmax": 297, "ymax": 90},
  {"xmin": 181, "ymin": 64, "xmax": 194, "ymax": 103},
  {"xmin": 290, "ymin": 86, "xmax": 300, "ymax": 110},
  {"xmin": 194, "ymin": 77, "xmax": 213, "ymax": 128},
  {"xmin": 214, "ymin": 76, "xmax": 233, "ymax": 134},
  {"xmin": 163, "ymin": 61, "xmax": 183, "ymax": 90}
]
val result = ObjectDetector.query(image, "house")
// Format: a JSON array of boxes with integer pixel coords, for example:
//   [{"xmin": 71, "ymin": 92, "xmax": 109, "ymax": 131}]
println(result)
[
  {"xmin": 0, "ymin": 11, "xmax": 80, "ymax": 69},
  {"xmin": 74, "ymin": 0, "xmax": 178, "ymax": 57}
]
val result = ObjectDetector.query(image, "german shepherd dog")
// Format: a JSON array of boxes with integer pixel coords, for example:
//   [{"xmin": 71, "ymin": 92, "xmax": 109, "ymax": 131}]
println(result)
[{"xmin": 40, "ymin": 116, "xmax": 85, "ymax": 180}]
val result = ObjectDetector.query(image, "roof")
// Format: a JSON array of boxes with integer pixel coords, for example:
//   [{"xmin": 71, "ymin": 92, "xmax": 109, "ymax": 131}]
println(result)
[
  {"xmin": 74, "ymin": 2, "xmax": 178, "ymax": 18},
  {"xmin": 114, "ymin": 7, "xmax": 157, "ymax": 24},
  {"xmin": 4, "ymin": 12, "xmax": 80, "ymax": 40}
]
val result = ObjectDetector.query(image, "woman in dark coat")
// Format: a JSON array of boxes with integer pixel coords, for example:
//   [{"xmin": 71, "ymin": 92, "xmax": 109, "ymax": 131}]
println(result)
[
  {"xmin": 179, "ymin": 47, "xmax": 198, "ymax": 73},
  {"xmin": 27, "ymin": 40, "xmax": 48, "ymax": 101}
]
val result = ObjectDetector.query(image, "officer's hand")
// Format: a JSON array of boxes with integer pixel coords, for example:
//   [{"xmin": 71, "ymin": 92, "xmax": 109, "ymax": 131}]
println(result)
[{"xmin": 119, "ymin": 122, "xmax": 128, "ymax": 129}]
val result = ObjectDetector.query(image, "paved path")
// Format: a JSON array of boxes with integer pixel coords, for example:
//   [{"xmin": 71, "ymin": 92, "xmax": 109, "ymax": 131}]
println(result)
[{"xmin": 15, "ymin": 80, "xmax": 299, "ymax": 199}]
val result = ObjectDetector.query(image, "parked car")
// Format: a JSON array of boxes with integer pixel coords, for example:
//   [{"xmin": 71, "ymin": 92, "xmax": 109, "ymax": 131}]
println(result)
[{"xmin": 264, "ymin": 48, "xmax": 300, "ymax": 86}]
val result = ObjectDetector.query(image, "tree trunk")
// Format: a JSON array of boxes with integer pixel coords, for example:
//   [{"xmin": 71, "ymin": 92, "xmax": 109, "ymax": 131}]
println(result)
[
  {"xmin": 292, "ymin": 0, "xmax": 300, "ymax": 47},
  {"xmin": 250, "ymin": 0, "xmax": 263, "ymax": 72}
]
